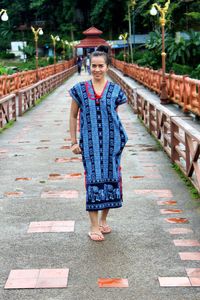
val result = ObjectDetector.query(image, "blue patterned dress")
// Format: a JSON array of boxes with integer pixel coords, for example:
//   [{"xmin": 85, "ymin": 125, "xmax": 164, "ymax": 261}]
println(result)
[{"xmin": 69, "ymin": 80, "xmax": 128, "ymax": 211}]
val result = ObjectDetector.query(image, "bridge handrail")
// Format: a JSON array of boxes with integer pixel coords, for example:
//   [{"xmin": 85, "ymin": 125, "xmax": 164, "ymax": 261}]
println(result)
[
  {"xmin": 0, "ymin": 58, "xmax": 75, "ymax": 98},
  {"xmin": 0, "ymin": 93, "xmax": 16, "ymax": 128},
  {"xmin": 0, "ymin": 65, "xmax": 76, "ymax": 128},
  {"xmin": 108, "ymin": 67, "xmax": 200, "ymax": 193},
  {"xmin": 112, "ymin": 58, "xmax": 200, "ymax": 117}
]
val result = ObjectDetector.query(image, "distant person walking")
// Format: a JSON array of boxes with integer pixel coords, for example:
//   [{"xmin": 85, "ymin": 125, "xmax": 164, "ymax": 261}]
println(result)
[
  {"xmin": 77, "ymin": 56, "xmax": 82, "ymax": 75},
  {"xmin": 86, "ymin": 55, "xmax": 91, "ymax": 75},
  {"xmin": 83, "ymin": 56, "xmax": 87, "ymax": 72},
  {"xmin": 69, "ymin": 45, "xmax": 128, "ymax": 241}
]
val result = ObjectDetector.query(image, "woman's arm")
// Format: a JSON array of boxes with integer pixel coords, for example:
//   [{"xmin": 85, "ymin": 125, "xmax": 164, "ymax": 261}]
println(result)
[{"xmin": 69, "ymin": 99, "xmax": 82, "ymax": 154}]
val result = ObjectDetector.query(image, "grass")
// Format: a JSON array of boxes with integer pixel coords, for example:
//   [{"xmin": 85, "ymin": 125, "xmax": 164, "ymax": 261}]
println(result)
[
  {"xmin": 172, "ymin": 163, "xmax": 200, "ymax": 200},
  {"xmin": 0, "ymin": 120, "xmax": 15, "ymax": 134}
]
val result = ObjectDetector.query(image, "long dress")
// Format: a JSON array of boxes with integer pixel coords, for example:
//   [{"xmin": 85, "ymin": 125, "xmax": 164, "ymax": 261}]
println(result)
[{"xmin": 69, "ymin": 80, "xmax": 128, "ymax": 211}]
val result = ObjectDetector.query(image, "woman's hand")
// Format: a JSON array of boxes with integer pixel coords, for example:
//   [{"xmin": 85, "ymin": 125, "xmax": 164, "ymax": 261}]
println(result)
[{"xmin": 71, "ymin": 143, "xmax": 82, "ymax": 154}]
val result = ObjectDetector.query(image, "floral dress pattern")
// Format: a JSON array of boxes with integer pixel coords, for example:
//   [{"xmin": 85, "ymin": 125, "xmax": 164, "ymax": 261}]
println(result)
[{"xmin": 69, "ymin": 80, "xmax": 128, "ymax": 211}]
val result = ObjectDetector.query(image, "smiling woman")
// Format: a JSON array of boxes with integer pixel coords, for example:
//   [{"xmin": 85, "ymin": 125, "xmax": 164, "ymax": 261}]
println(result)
[{"xmin": 69, "ymin": 45, "xmax": 128, "ymax": 242}]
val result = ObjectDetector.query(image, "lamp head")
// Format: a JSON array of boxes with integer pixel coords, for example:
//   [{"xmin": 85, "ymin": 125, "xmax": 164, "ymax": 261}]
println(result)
[
  {"xmin": 1, "ymin": 10, "xmax": 8, "ymax": 21},
  {"xmin": 131, "ymin": 0, "xmax": 136, "ymax": 6},
  {"xmin": 56, "ymin": 36, "xmax": 60, "ymax": 41},
  {"xmin": 150, "ymin": 6, "xmax": 157, "ymax": 16},
  {"xmin": 38, "ymin": 28, "xmax": 43, "ymax": 35},
  {"xmin": 119, "ymin": 35, "xmax": 122, "ymax": 40}
]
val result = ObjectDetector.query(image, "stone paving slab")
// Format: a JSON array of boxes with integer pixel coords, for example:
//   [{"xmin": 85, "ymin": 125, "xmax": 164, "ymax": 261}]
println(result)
[{"xmin": 0, "ymin": 71, "xmax": 200, "ymax": 299}]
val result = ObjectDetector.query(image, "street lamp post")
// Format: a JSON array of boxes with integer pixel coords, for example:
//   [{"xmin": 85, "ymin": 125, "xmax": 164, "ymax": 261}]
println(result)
[
  {"xmin": 0, "ymin": 9, "xmax": 8, "ymax": 21},
  {"xmin": 128, "ymin": 0, "xmax": 136, "ymax": 63},
  {"xmin": 119, "ymin": 33, "xmax": 128, "ymax": 64},
  {"xmin": 51, "ymin": 35, "xmax": 60, "ymax": 68},
  {"xmin": 150, "ymin": 0, "xmax": 170, "ymax": 104},
  {"xmin": 119, "ymin": 33, "xmax": 128, "ymax": 76},
  {"xmin": 61, "ymin": 40, "xmax": 68, "ymax": 60},
  {"xmin": 31, "ymin": 26, "xmax": 44, "ymax": 80}
]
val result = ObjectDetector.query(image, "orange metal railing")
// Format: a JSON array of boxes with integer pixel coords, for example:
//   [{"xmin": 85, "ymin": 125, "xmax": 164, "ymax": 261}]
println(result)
[
  {"xmin": 112, "ymin": 58, "xmax": 200, "ymax": 116},
  {"xmin": 0, "ymin": 59, "xmax": 75, "ymax": 98}
]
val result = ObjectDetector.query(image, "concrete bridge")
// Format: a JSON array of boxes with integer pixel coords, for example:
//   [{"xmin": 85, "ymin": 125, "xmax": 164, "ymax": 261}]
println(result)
[{"xmin": 0, "ymin": 68, "xmax": 200, "ymax": 299}]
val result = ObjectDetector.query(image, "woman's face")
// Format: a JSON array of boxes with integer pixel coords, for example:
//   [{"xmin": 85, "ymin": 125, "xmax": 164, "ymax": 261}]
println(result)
[{"xmin": 90, "ymin": 56, "xmax": 108, "ymax": 81}]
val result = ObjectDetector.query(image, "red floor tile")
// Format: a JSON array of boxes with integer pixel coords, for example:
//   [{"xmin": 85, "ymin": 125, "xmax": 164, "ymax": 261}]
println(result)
[
  {"xmin": 179, "ymin": 252, "xmax": 200, "ymax": 260},
  {"xmin": 165, "ymin": 218, "xmax": 189, "ymax": 224},
  {"xmin": 167, "ymin": 228, "xmax": 193, "ymax": 235},
  {"xmin": 157, "ymin": 200, "xmax": 177, "ymax": 206},
  {"xmin": 98, "ymin": 278, "xmax": 129, "ymax": 288},
  {"xmin": 41, "ymin": 190, "xmax": 78, "ymax": 198},
  {"xmin": 36, "ymin": 277, "xmax": 68, "ymax": 288},
  {"xmin": 134, "ymin": 189, "xmax": 173, "ymax": 198},
  {"xmin": 4, "ymin": 192, "xmax": 23, "ymax": 197},
  {"xmin": 174, "ymin": 240, "xmax": 200, "ymax": 247},
  {"xmin": 28, "ymin": 221, "xmax": 75, "ymax": 233},
  {"xmin": 60, "ymin": 146, "xmax": 71, "ymax": 150},
  {"xmin": 160, "ymin": 209, "xmax": 183, "ymax": 214},
  {"xmin": 55, "ymin": 157, "xmax": 82, "ymax": 163},
  {"xmin": 15, "ymin": 177, "xmax": 32, "ymax": 181},
  {"xmin": 28, "ymin": 226, "xmax": 52, "ymax": 233},
  {"xmin": 48, "ymin": 173, "xmax": 82, "ymax": 180},
  {"xmin": 158, "ymin": 277, "xmax": 191, "ymax": 287},
  {"xmin": 4, "ymin": 269, "xmax": 39, "ymax": 289},
  {"xmin": 186, "ymin": 268, "xmax": 200, "ymax": 277},
  {"xmin": 0, "ymin": 149, "xmax": 8, "ymax": 154},
  {"xmin": 4, "ymin": 269, "xmax": 69, "ymax": 289},
  {"xmin": 130, "ymin": 176, "xmax": 145, "ymax": 179},
  {"xmin": 189, "ymin": 277, "xmax": 200, "ymax": 286},
  {"xmin": 8, "ymin": 269, "xmax": 40, "ymax": 279}
]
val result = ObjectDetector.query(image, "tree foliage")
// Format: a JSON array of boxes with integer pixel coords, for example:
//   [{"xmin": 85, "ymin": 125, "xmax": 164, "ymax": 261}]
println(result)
[{"xmin": 0, "ymin": 0, "xmax": 199, "ymax": 45}]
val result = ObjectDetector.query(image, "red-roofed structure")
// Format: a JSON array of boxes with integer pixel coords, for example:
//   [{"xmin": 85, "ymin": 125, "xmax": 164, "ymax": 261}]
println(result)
[{"xmin": 76, "ymin": 26, "xmax": 109, "ymax": 50}]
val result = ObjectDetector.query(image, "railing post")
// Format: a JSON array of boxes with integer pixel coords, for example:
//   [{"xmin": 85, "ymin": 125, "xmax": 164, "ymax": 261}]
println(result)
[
  {"xmin": 171, "ymin": 119, "xmax": 179, "ymax": 163},
  {"xmin": 18, "ymin": 92, "xmax": 23, "ymax": 116}
]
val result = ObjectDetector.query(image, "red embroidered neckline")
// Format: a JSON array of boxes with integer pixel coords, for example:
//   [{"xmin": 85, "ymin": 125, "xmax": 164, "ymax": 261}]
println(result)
[{"xmin": 85, "ymin": 80, "xmax": 108, "ymax": 101}]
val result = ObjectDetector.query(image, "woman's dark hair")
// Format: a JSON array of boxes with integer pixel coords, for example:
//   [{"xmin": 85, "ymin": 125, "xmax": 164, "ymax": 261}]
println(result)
[{"xmin": 90, "ymin": 45, "xmax": 110, "ymax": 65}]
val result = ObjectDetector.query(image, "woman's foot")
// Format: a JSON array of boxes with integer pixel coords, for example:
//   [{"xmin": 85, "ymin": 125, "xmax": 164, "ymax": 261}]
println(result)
[
  {"xmin": 88, "ymin": 231, "xmax": 104, "ymax": 241},
  {"xmin": 99, "ymin": 223, "xmax": 112, "ymax": 234}
]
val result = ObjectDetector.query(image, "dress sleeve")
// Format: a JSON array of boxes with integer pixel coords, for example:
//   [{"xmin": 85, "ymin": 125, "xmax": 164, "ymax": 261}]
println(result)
[
  {"xmin": 69, "ymin": 83, "xmax": 82, "ymax": 108},
  {"xmin": 116, "ymin": 87, "xmax": 127, "ymax": 107}
]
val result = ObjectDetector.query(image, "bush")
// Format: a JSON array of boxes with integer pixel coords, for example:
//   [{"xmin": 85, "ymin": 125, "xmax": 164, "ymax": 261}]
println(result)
[
  {"xmin": 171, "ymin": 63, "xmax": 193, "ymax": 76},
  {"xmin": 0, "ymin": 65, "xmax": 15, "ymax": 75},
  {"xmin": 191, "ymin": 64, "xmax": 200, "ymax": 80},
  {"xmin": 135, "ymin": 50, "xmax": 160, "ymax": 69},
  {"xmin": 132, "ymin": 50, "xmax": 145, "ymax": 62},
  {"xmin": 0, "ymin": 52, "xmax": 15, "ymax": 59},
  {"xmin": 48, "ymin": 57, "xmax": 54, "ymax": 65}
]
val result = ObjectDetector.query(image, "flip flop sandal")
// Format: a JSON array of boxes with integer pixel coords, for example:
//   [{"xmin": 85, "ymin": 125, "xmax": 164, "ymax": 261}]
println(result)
[
  {"xmin": 88, "ymin": 232, "xmax": 105, "ymax": 241},
  {"xmin": 99, "ymin": 224, "xmax": 112, "ymax": 234}
]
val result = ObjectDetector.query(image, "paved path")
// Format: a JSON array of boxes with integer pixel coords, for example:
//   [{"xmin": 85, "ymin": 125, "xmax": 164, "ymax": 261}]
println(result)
[{"xmin": 1, "ymin": 71, "xmax": 200, "ymax": 300}]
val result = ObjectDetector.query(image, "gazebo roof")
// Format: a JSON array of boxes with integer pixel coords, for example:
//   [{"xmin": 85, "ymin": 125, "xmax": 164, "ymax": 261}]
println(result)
[
  {"xmin": 76, "ymin": 37, "xmax": 109, "ymax": 48},
  {"xmin": 83, "ymin": 26, "xmax": 103, "ymax": 36},
  {"xmin": 76, "ymin": 26, "xmax": 109, "ymax": 49}
]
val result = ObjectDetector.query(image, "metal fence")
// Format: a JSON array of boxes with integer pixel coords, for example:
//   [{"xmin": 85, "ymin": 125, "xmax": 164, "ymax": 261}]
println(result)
[
  {"xmin": 0, "ymin": 59, "xmax": 75, "ymax": 98},
  {"xmin": 108, "ymin": 67, "xmax": 200, "ymax": 193},
  {"xmin": 0, "ymin": 65, "xmax": 76, "ymax": 128},
  {"xmin": 112, "ymin": 58, "xmax": 200, "ymax": 117}
]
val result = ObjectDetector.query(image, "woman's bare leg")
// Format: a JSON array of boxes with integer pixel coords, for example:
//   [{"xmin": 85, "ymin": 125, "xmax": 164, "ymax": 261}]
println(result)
[
  {"xmin": 99, "ymin": 208, "xmax": 109, "ymax": 225},
  {"xmin": 88, "ymin": 211, "xmax": 104, "ymax": 240}
]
